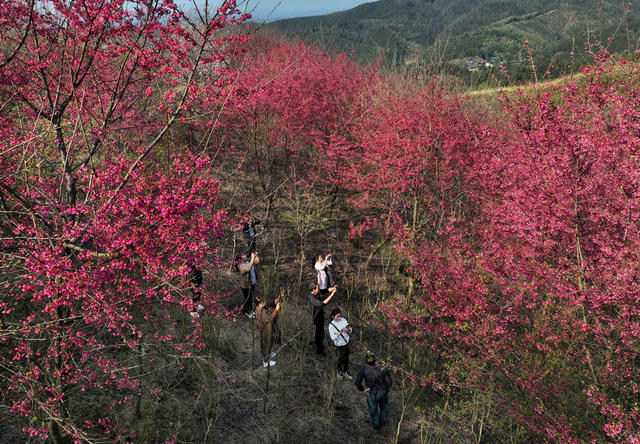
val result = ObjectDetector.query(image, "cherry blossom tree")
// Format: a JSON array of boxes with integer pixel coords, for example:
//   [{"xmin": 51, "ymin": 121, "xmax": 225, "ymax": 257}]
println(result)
[
  {"xmin": 471, "ymin": 58, "xmax": 640, "ymax": 440},
  {"xmin": 364, "ymin": 58, "xmax": 640, "ymax": 441},
  {"xmin": 320, "ymin": 51, "xmax": 640, "ymax": 440},
  {"xmin": 222, "ymin": 39, "xmax": 368, "ymax": 223},
  {"xmin": 0, "ymin": 0, "xmax": 247, "ymax": 441}
]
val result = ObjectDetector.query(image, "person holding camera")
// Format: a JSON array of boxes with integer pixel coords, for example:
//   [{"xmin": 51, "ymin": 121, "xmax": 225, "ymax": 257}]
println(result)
[
  {"xmin": 329, "ymin": 307, "xmax": 352, "ymax": 379},
  {"xmin": 236, "ymin": 250, "xmax": 260, "ymax": 319},
  {"xmin": 315, "ymin": 253, "xmax": 335, "ymax": 296},
  {"xmin": 308, "ymin": 283, "xmax": 337, "ymax": 356}
]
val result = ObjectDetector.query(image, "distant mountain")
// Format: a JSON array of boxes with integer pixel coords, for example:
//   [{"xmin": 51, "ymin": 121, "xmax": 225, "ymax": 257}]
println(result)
[
  {"xmin": 267, "ymin": 0, "xmax": 640, "ymax": 71},
  {"xmin": 250, "ymin": 8, "xmax": 338, "ymax": 23}
]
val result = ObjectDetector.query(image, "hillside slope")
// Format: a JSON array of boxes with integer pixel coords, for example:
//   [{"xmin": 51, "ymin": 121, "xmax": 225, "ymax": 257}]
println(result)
[{"xmin": 267, "ymin": 0, "xmax": 640, "ymax": 66}]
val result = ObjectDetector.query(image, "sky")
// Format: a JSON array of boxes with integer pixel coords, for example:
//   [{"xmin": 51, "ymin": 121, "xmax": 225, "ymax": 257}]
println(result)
[{"xmin": 243, "ymin": 0, "xmax": 373, "ymax": 21}]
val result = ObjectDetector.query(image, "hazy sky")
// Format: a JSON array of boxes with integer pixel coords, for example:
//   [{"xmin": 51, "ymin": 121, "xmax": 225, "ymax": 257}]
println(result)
[{"xmin": 244, "ymin": 0, "xmax": 373, "ymax": 20}]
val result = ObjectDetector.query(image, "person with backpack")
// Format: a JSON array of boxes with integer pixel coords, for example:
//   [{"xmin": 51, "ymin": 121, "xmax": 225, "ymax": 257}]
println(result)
[
  {"xmin": 354, "ymin": 353, "xmax": 393, "ymax": 429},
  {"xmin": 315, "ymin": 253, "xmax": 335, "ymax": 296},
  {"xmin": 328, "ymin": 307, "xmax": 352, "ymax": 379},
  {"xmin": 236, "ymin": 250, "xmax": 260, "ymax": 319},
  {"xmin": 308, "ymin": 283, "xmax": 337, "ymax": 356}
]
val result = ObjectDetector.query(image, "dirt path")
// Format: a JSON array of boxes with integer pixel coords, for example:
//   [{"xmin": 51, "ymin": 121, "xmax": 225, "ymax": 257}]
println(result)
[{"xmin": 209, "ymin": 295, "xmax": 405, "ymax": 443}]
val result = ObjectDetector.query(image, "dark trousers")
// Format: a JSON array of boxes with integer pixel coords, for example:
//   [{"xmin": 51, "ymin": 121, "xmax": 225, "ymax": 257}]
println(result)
[
  {"xmin": 191, "ymin": 290, "xmax": 201, "ymax": 309},
  {"xmin": 366, "ymin": 392, "xmax": 388, "ymax": 429},
  {"xmin": 312, "ymin": 308, "xmax": 325, "ymax": 353},
  {"xmin": 273, "ymin": 319, "xmax": 282, "ymax": 344},
  {"xmin": 336, "ymin": 344, "xmax": 349, "ymax": 373},
  {"xmin": 259, "ymin": 330, "xmax": 275, "ymax": 360},
  {"xmin": 314, "ymin": 320, "xmax": 325, "ymax": 353},
  {"xmin": 241, "ymin": 285, "xmax": 255, "ymax": 314},
  {"xmin": 247, "ymin": 237, "xmax": 256, "ymax": 253}
]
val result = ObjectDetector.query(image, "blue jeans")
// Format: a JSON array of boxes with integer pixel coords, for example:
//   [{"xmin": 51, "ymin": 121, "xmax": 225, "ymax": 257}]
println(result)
[{"xmin": 366, "ymin": 392, "xmax": 388, "ymax": 429}]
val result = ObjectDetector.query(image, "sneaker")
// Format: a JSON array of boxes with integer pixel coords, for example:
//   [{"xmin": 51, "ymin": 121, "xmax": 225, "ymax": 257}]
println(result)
[
  {"xmin": 196, "ymin": 304, "xmax": 204, "ymax": 311},
  {"xmin": 343, "ymin": 372, "xmax": 353, "ymax": 380},
  {"xmin": 190, "ymin": 312, "xmax": 199, "ymax": 318},
  {"xmin": 245, "ymin": 312, "xmax": 255, "ymax": 319},
  {"xmin": 263, "ymin": 360, "xmax": 276, "ymax": 367},
  {"xmin": 337, "ymin": 371, "xmax": 345, "ymax": 379}
]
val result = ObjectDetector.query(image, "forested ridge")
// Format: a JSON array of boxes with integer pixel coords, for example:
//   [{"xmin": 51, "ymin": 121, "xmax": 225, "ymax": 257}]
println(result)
[
  {"xmin": 1, "ymin": 0, "xmax": 640, "ymax": 443},
  {"xmin": 268, "ymin": 0, "xmax": 640, "ymax": 84}
]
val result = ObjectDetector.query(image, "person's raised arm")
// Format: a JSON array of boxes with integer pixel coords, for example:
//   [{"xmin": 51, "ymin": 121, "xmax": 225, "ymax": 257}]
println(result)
[
  {"xmin": 323, "ymin": 286, "xmax": 337, "ymax": 305},
  {"xmin": 271, "ymin": 300, "xmax": 281, "ymax": 322}
]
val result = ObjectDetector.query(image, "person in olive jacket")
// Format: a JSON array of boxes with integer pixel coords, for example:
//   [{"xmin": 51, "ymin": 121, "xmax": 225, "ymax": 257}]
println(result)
[{"xmin": 255, "ymin": 294, "xmax": 280, "ymax": 367}]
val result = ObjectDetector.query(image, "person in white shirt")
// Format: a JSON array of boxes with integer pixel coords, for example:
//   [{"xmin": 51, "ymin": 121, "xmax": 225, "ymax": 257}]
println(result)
[
  {"xmin": 315, "ymin": 253, "xmax": 334, "ymax": 296},
  {"xmin": 328, "ymin": 308, "xmax": 352, "ymax": 379}
]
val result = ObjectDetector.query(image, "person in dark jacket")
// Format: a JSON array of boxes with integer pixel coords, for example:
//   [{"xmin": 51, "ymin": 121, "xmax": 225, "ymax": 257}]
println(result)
[
  {"xmin": 189, "ymin": 264, "xmax": 204, "ymax": 318},
  {"xmin": 241, "ymin": 218, "xmax": 260, "ymax": 253},
  {"xmin": 354, "ymin": 353, "xmax": 393, "ymax": 429},
  {"xmin": 308, "ymin": 283, "xmax": 337, "ymax": 356}
]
